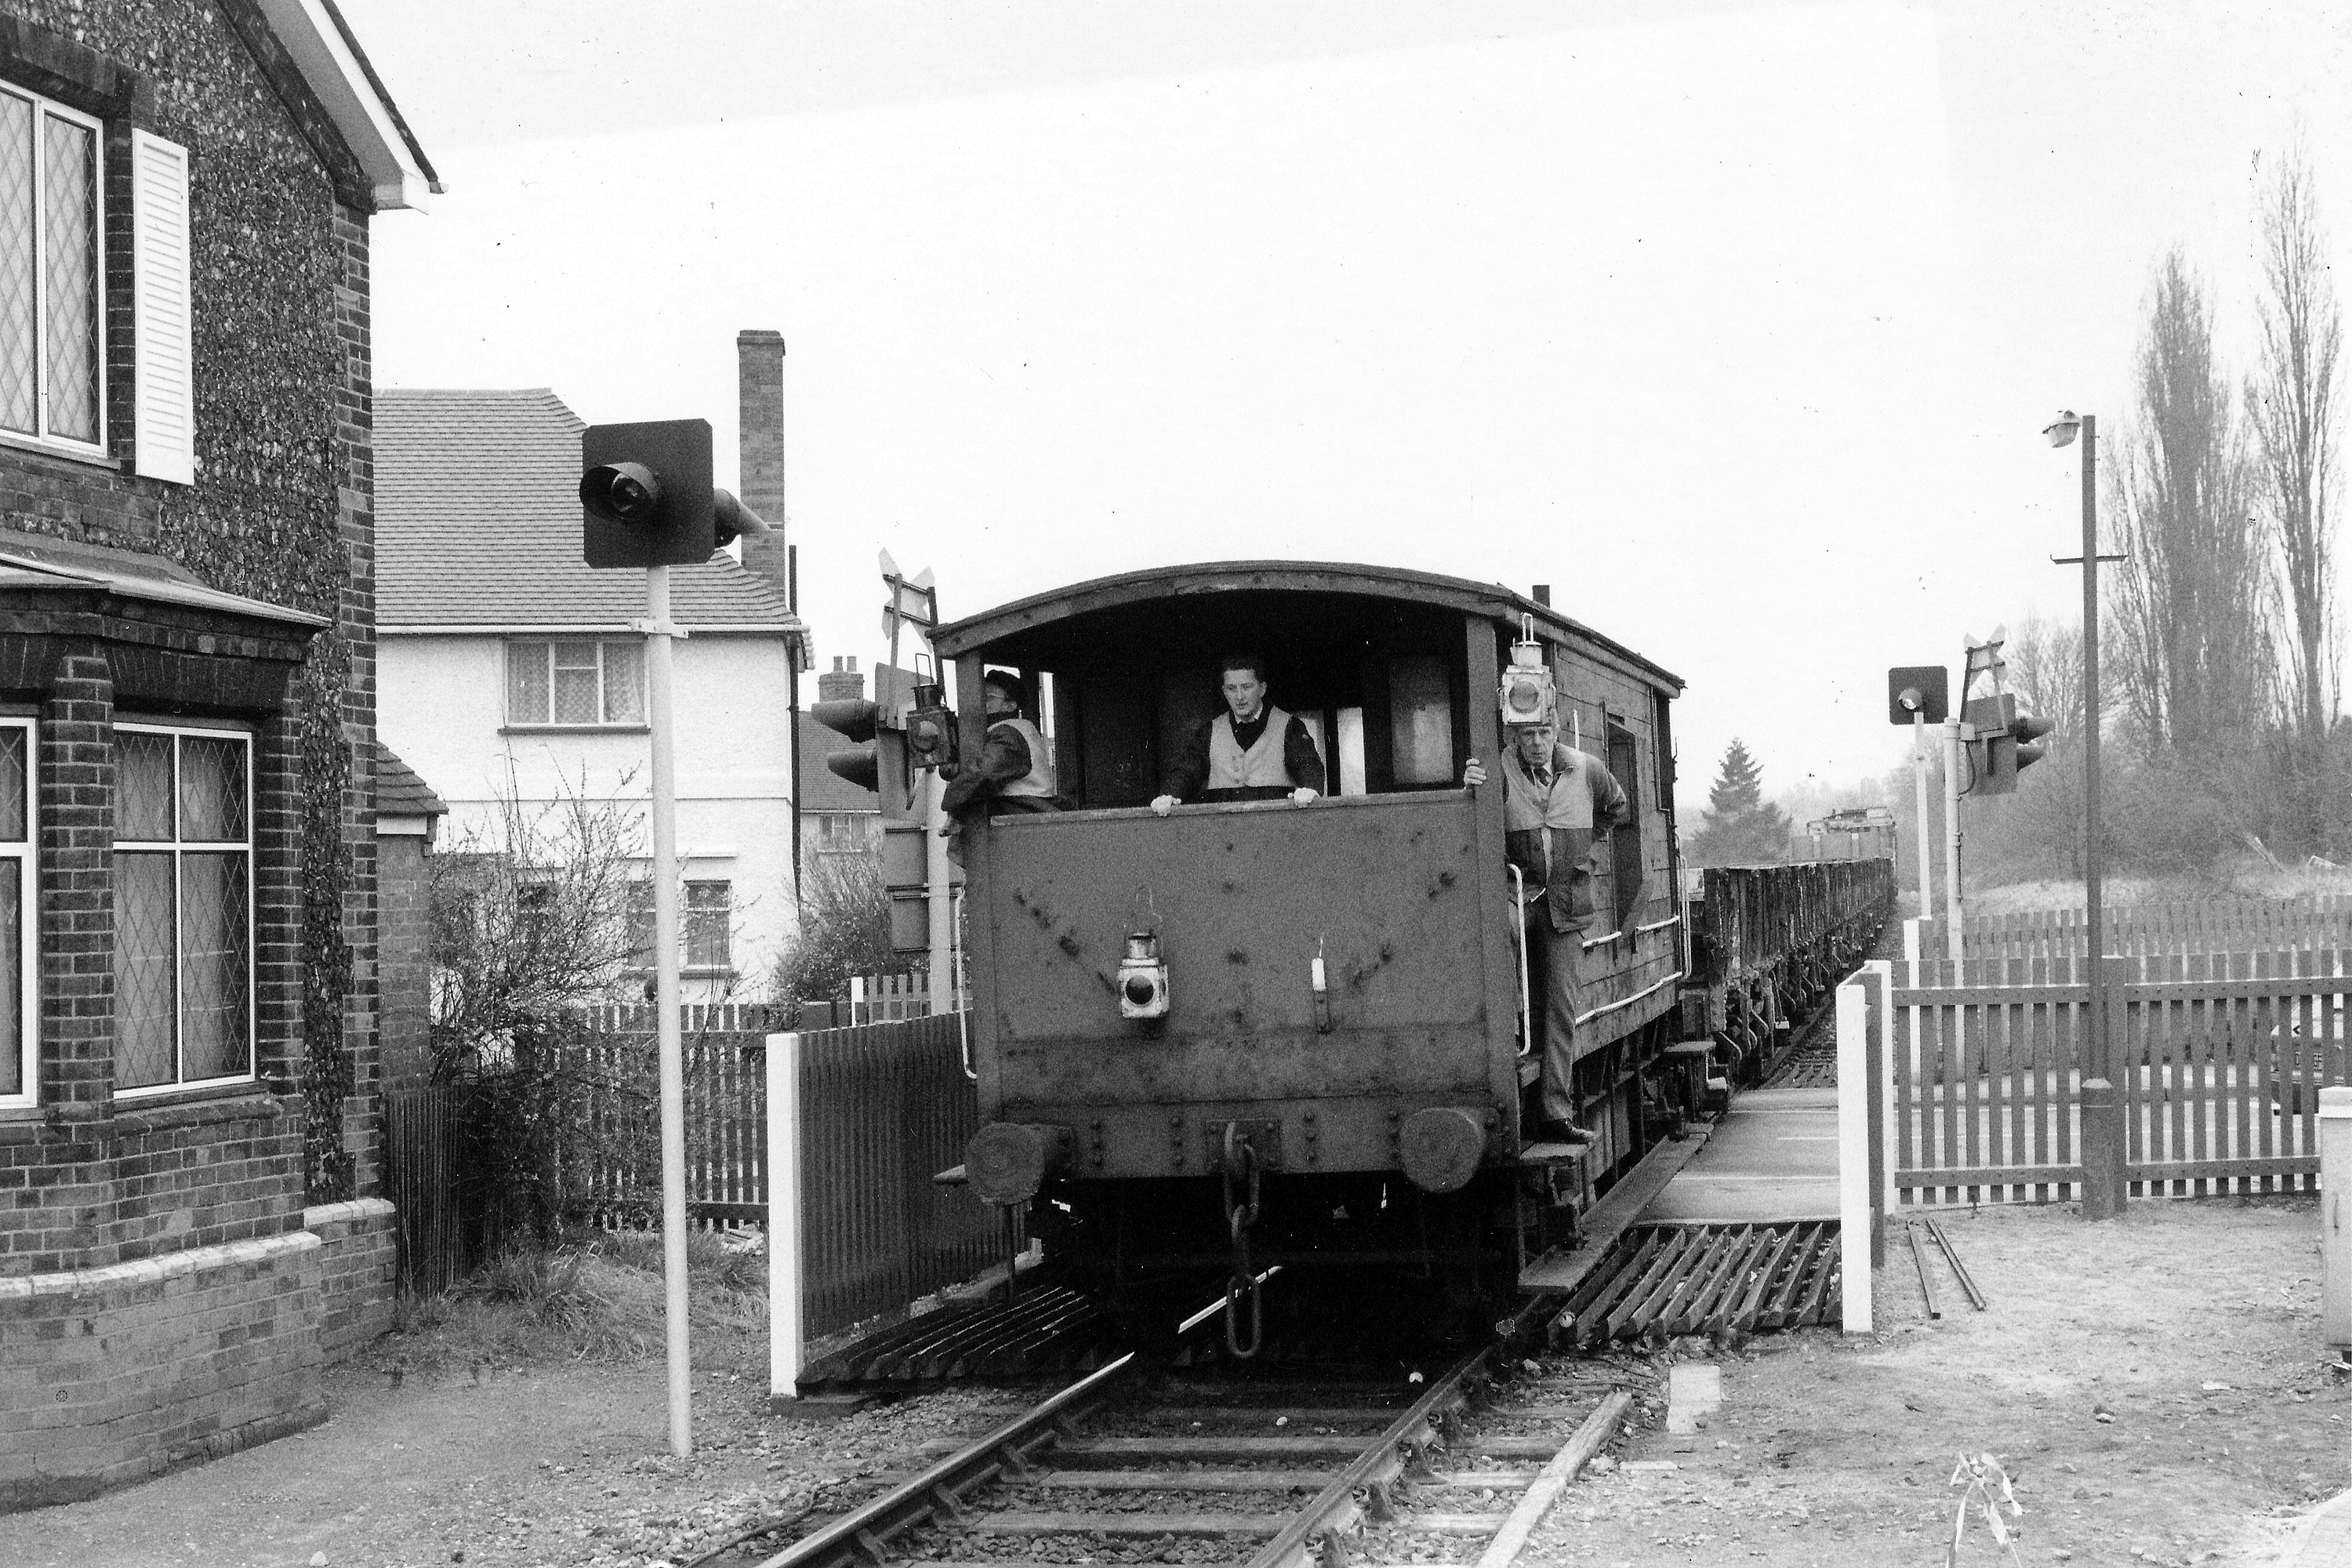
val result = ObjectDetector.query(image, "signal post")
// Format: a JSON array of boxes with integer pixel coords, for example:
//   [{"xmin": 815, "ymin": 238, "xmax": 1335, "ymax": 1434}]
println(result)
[{"xmin": 578, "ymin": 418, "xmax": 768, "ymax": 1457}]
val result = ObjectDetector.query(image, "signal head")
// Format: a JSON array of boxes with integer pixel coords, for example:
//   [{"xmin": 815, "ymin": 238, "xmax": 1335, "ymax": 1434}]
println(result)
[
  {"xmin": 579, "ymin": 419, "xmax": 717, "ymax": 568},
  {"xmin": 580, "ymin": 462, "xmax": 662, "ymax": 524}
]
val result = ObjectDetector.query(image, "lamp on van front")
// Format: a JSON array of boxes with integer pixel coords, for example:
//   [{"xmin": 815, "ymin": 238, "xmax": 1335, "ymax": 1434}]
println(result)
[
  {"xmin": 1117, "ymin": 931, "xmax": 1170, "ymax": 1019},
  {"xmin": 1497, "ymin": 614, "xmax": 1555, "ymax": 727}
]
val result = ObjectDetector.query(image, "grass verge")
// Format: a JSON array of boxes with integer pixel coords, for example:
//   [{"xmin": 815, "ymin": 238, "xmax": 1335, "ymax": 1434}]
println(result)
[{"xmin": 374, "ymin": 1228, "xmax": 769, "ymax": 1377}]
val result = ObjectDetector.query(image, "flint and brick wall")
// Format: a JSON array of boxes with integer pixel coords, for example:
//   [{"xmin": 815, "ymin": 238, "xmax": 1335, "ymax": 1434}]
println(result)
[
  {"xmin": 0, "ymin": 1, "xmax": 401, "ymax": 1509},
  {"xmin": 376, "ymin": 828, "xmax": 434, "ymax": 1087},
  {"xmin": 0, "ymin": 1198, "xmax": 392, "ymax": 1510},
  {"xmin": 305, "ymin": 1198, "xmax": 396, "ymax": 1363}
]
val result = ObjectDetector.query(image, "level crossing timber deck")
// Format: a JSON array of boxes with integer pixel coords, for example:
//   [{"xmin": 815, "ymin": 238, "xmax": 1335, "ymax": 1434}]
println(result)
[{"xmin": 1637, "ymin": 1087, "xmax": 1842, "ymax": 1224}]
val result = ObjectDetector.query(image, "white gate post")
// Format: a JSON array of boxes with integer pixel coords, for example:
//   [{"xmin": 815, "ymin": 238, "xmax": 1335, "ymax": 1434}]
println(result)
[
  {"xmin": 766, "ymin": 1032, "xmax": 805, "ymax": 1403},
  {"xmin": 1838, "ymin": 974, "xmax": 1875, "ymax": 1332},
  {"xmin": 2322, "ymin": 1085, "xmax": 2352, "ymax": 1351}
]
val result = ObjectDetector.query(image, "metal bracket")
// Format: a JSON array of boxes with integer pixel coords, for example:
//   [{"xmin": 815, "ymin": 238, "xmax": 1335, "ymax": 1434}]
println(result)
[{"xmin": 1206, "ymin": 1119, "xmax": 1283, "ymax": 1170}]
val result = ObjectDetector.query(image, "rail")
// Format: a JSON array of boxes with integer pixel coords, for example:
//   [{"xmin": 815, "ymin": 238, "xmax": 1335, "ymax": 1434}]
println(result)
[{"xmin": 753, "ymin": 1354, "xmax": 1139, "ymax": 1568}]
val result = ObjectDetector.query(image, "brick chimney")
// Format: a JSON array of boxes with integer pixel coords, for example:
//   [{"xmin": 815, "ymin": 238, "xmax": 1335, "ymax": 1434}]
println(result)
[
  {"xmin": 736, "ymin": 329, "xmax": 789, "ymax": 605},
  {"xmin": 818, "ymin": 655, "xmax": 864, "ymax": 703}
]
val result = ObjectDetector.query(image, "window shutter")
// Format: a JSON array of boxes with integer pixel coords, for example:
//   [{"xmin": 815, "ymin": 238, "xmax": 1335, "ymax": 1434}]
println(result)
[{"xmin": 130, "ymin": 130, "xmax": 194, "ymax": 485}]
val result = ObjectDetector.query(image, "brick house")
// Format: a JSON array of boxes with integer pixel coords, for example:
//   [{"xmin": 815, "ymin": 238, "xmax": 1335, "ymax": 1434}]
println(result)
[
  {"xmin": 375, "ymin": 352, "xmax": 808, "ymax": 1004},
  {"xmin": 0, "ymin": 1, "xmax": 433, "ymax": 1507}
]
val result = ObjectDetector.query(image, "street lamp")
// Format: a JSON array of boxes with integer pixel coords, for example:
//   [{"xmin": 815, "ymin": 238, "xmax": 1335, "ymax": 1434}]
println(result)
[{"xmin": 2045, "ymin": 409, "xmax": 2125, "ymax": 1219}]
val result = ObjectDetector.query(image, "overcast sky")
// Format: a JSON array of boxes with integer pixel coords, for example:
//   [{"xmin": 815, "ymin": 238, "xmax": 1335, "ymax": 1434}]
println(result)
[{"xmin": 339, "ymin": 0, "xmax": 2352, "ymax": 799}]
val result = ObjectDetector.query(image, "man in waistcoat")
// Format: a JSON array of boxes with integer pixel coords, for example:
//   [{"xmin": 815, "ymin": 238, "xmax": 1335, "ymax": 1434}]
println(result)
[
  {"xmin": 1463, "ymin": 718, "xmax": 1629, "ymax": 1142},
  {"xmin": 1151, "ymin": 653, "xmax": 1326, "ymax": 813},
  {"xmin": 940, "ymin": 671, "xmax": 1066, "ymax": 855}
]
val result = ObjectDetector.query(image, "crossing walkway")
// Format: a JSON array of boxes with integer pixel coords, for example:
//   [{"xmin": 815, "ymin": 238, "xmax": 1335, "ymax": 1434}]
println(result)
[{"xmin": 1637, "ymin": 1086, "xmax": 1842, "ymax": 1224}]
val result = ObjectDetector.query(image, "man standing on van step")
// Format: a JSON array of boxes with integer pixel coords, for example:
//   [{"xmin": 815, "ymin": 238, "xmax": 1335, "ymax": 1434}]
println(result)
[
  {"xmin": 1152, "ymin": 653, "xmax": 1325, "ymax": 812},
  {"xmin": 1464, "ymin": 720, "xmax": 1629, "ymax": 1143},
  {"xmin": 942, "ymin": 671, "xmax": 1065, "ymax": 852}
]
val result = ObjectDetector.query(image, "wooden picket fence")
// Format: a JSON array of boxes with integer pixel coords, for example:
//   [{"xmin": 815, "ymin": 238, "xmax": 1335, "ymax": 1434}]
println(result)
[
  {"xmin": 1884, "ymin": 949, "xmax": 2350, "ymax": 1205},
  {"xmin": 556, "ymin": 1005, "xmax": 779, "ymax": 1223},
  {"xmin": 1960, "ymin": 895, "xmax": 2352, "ymax": 960},
  {"xmin": 793, "ymin": 973, "xmax": 969, "ymax": 1029},
  {"xmin": 789, "ymin": 1011, "xmax": 1004, "ymax": 1337},
  {"xmin": 548, "ymin": 1003, "xmax": 1000, "ymax": 1338},
  {"xmin": 383, "ymin": 1085, "xmax": 468, "ymax": 1295}
]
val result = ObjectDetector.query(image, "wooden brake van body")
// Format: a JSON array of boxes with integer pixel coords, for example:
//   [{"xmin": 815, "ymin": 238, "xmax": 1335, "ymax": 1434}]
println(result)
[{"xmin": 930, "ymin": 562, "xmax": 1685, "ymax": 1310}]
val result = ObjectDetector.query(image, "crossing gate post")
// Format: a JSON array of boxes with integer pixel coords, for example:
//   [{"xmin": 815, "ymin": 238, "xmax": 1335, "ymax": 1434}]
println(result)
[
  {"xmin": 766, "ymin": 1032, "xmax": 805, "ymax": 1406},
  {"xmin": 2323, "ymin": 1086, "xmax": 2352, "ymax": 1351},
  {"xmin": 1865, "ymin": 962, "xmax": 1893, "ymax": 1266},
  {"xmin": 1838, "ymin": 971, "xmax": 1877, "ymax": 1331}
]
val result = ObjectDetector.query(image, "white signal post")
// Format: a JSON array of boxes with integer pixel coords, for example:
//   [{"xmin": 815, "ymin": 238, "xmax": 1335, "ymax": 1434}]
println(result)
[
  {"xmin": 1943, "ymin": 720, "xmax": 1963, "ymax": 961},
  {"xmin": 926, "ymin": 771, "xmax": 953, "ymax": 1012},
  {"xmin": 644, "ymin": 565, "xmax": 693, "ymax": 1457},
  {"xmin": 1911, "ymin": 712, "xmax": 1932, "ymax": 924},
  {"xmin": 880, "ymin": 551, "xmax": 955, "ymax": 1012}
]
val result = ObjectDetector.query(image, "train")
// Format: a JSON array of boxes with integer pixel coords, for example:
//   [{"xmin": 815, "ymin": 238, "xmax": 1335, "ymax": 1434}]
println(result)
[{"xmin": 926, "ymin": 561, "xmax": 1889, "ymax": 1338}]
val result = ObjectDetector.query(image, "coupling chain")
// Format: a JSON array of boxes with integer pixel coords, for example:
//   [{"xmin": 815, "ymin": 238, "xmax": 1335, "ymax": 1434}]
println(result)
[{"xmin": 1221, "ymin": 1125, "xmax": 1263, "ymax": 1359}]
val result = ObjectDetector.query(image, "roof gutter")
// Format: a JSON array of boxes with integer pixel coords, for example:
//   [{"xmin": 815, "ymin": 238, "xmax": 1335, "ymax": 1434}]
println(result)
[{"xmin": 0, "ymin": 550, "xmax": 330, "ymax": 630}]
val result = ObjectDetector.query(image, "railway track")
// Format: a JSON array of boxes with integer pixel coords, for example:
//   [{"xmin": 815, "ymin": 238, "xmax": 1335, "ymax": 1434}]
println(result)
[{"xmin": 753, "ymin": 1320, "xmax": 1633, "ymax": 1568}]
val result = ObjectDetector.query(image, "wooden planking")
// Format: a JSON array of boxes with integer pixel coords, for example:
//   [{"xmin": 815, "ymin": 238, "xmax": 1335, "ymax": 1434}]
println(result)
[{"xmin": 1518, "ymin": 1127, "xmax": 1713, "ymax": 1293}]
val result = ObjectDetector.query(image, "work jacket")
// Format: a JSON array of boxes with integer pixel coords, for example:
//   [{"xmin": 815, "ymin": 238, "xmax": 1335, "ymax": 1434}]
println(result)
[
  {"xmin": 988, "ymin": 717, "xmax": 1057, "ymax": 798},
  {"xmin": 1501, "ymin": 741, "xmax": 1630, "ymax": 935}
]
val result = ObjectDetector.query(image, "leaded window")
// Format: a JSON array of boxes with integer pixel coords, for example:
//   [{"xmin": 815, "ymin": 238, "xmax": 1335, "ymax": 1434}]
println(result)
[
  {"xmin": 0, "ymin": 86, "xmax": 102, "ymax": 450},
  {"xmin": 114, "ymin": 723, "xmax": 254, "ymax": 1096},
  {"xmin": 0, "ymin": 717, "xmax": 31, "ymax": 1107},
  {"xmin": 505, "ymin": 639, "xmax": 646, "ymax": 726}
]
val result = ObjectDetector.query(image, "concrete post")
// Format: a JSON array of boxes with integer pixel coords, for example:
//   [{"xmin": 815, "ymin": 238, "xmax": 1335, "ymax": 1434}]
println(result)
[
  {"xmin": 766, "ymin": 1032, "xmax": 805, "ymax": 1406},
  {"xmin": 2322, "ymin": 1086, "xmax": 2352, "ymax": 1350},
  {"xmin": 1838, "ymin": 974, "xmax": 1874, "ymax": 1332}
]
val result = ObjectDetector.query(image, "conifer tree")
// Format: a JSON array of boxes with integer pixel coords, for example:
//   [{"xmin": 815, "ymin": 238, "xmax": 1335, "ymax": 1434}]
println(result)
[
  {"xmin": 1707, "ymin": 739, "xmax": 1767, "ymax": 820},
  {"xmin": 1687, "ymin": 739, "xmax": 1792, "ymax": 865}
]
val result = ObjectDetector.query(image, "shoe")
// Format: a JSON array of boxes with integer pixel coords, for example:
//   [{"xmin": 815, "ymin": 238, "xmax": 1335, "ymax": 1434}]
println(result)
[{"xmin": 1539, "ymin": 1120, "xmax": 1597, "ymax": 1144}]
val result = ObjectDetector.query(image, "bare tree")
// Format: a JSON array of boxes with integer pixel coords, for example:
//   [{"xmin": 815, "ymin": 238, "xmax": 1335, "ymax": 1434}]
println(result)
[
  {"xmin": 768, "ymin": 851, "xmax": 899, "ymax": 1018},
  {"xmin": 429, "ymin": 779, "xmax": 646, "ymax": 1076},
  {"xmin": 2114, "ymin": 249, "xmax": 2277, "ymax": 764},
  {"xmin": 1987, "ymin": 615, "xmax": 2089, "ymax": 877},
  {"xmin": 2246, "ymin": 137, "xmax": 2342, "ymax": 850}
]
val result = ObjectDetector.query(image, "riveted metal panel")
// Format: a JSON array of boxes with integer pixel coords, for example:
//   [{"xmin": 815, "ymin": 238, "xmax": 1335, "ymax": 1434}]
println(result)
[{"xmin": 971, "ymin": 792, "xmax": 1504, "ymax": 1172}]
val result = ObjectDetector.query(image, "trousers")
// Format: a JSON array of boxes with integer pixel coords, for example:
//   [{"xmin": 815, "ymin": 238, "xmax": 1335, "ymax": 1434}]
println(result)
[{"xmin": 1524, "ymin": 906, "xmax": 1588, "ymax": 1125}]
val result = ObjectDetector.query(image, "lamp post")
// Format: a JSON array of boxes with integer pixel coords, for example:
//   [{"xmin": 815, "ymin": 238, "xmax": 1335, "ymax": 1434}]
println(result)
[{"xmin": 2045, "ymin": 409, "xmax": 2126, "ymax": 1218}]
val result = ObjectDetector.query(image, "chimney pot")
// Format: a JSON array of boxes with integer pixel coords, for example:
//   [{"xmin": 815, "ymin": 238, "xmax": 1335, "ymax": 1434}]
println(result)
[{"xmin": 816, "ymin": 659, "xmax": 866, "ymax": 703}]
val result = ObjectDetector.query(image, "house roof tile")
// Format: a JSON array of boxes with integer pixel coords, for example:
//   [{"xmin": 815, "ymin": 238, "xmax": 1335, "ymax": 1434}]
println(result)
[
  {"xmin": 374, "ymin": 742, "xmax": 446, "ymax": 818},
  {"xmin": 376, "ymin": 388, "xmax": 804, "ymax": 636}
]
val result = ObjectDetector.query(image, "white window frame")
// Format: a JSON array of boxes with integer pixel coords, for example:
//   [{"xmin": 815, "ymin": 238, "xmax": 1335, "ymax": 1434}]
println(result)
[
  {"xmin": 0, "ymin": 85, "xmax": 107, "ymax": 459},
  {"xmin": 112, "ymin": 720, "xmax": 257, "ymax": 1100},
  {"xmin": 684, "ymin": 880, "xmax": 731, "ymax": 975},
  {"xmin": 503, "ymin": 638, "xmax": 647, "ymax": 728},
  {"xmin": 0, "ymin": 716, "xmax": 34, "ymax": 1110}
]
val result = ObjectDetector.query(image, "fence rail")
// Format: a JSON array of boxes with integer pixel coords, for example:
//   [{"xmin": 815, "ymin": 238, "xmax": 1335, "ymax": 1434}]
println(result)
[{"xmin": 1886, "ymin": 948, "xmax": 2348, "ymax": 1204}]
